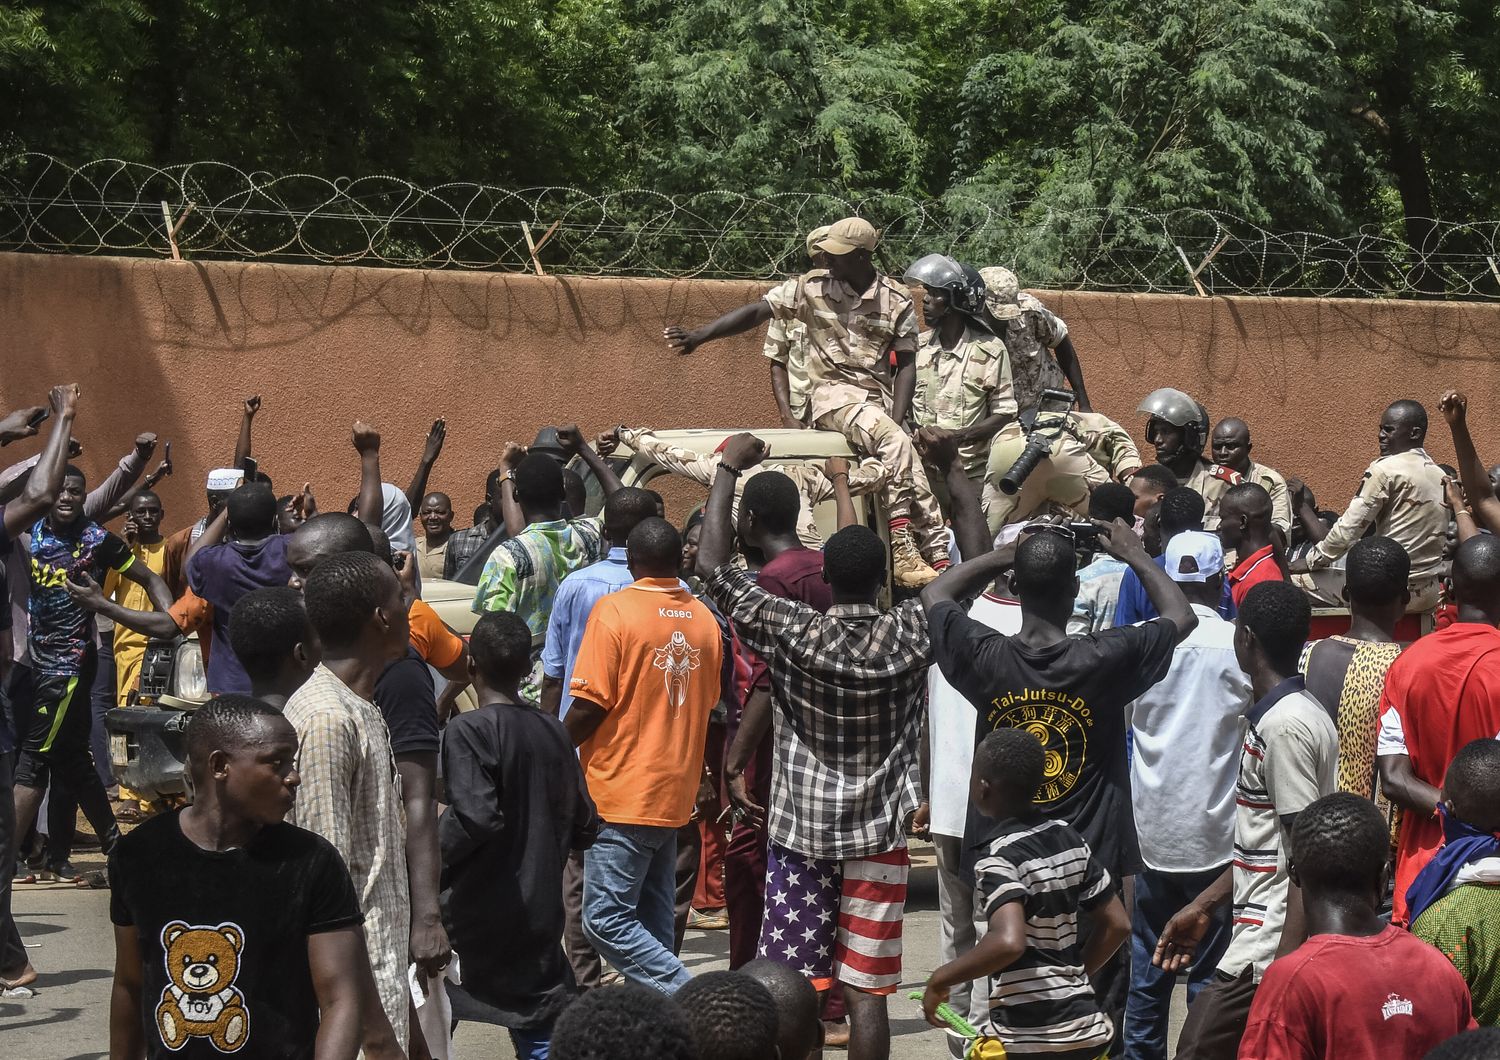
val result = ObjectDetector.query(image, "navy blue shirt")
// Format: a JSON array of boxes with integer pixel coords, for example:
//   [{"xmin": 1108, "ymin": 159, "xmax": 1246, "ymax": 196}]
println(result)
[{"xmin": 1114, "ymin": 555, "xmax": 1235, "ymax": 627}]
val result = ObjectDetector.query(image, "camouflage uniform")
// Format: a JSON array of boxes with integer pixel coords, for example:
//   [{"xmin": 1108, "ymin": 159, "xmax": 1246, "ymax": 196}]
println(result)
[
  {"xmin": 1244, "ymin": 460, "xmax": 1293, "ymax": 536},
  {"xmin": 911, "ymin": 325, "xmax": 1017, "ymax": 480},
  {"xmin": 762, "ymin": 277, "xmax": 813, "ymax": 423},
  {"xmin": 1184, "ymin": 458, "xmax": 1245, "ymax": 531},
  {"xmin": 1072, "ymin": 411, "xmax": 1143, "ymax": 483},
  {"xmin": 983, "ymin": 266, "xmax": 1072, "ymax": 413},
  {"xmin": 763, "ymin": 270, "xmax": 949, "ymax": 567},
  {"xmin": 1294, "ymin": 448, "xmax": 1447, "ymax": 610}
]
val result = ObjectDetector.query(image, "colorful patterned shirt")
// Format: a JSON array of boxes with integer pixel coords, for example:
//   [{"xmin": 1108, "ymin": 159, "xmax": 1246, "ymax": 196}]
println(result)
[
  {"xmin": 26, "ymin": 517, "xmax": 135, "ymax": 676},
  {"xmin": 1413, "ymin": 880, "xmax": 1500, "ymax": 1027},
  {"xmin": 472, "ymin": 516, "xmax": 604, "ymax": 635}
]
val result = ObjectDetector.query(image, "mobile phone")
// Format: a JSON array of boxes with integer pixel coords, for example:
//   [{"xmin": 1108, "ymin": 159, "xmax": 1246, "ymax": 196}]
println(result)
[
  {"xmin": 26, "ymin": 407, "xmax": 50, "ymax": 430},
  {"xmin": 239, "ymin": 456, "xmax": 259, "ymax": 481}
]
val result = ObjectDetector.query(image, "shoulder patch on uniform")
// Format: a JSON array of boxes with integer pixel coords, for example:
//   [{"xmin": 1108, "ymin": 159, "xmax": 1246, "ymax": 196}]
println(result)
[{"xmin": 1209, "ymin": 464, "xmax": 1245, "ymax": 485}]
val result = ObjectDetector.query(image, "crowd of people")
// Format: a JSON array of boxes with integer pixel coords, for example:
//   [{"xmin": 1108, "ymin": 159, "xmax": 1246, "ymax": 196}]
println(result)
[{"xmin": 2, "ymin": 215, "xmax": 1500, "ymax": 1060}]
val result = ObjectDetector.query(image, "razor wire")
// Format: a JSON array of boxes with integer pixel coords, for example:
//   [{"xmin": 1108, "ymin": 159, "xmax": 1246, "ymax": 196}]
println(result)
[{"xmin": 4, "ymin": 153, "xmax": 1500, "ymax": 298}]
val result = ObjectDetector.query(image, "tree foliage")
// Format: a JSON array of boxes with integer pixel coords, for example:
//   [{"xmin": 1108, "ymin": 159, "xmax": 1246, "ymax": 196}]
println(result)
[{"xmin": 3, "ymin": 0, "xmax": 1498, "ymax": 275}]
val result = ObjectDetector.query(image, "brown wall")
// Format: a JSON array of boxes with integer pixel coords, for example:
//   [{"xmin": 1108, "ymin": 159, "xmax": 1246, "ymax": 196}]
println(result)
[{"xmin": 3, "ymin": 251, "xmax": 1499, "ymax": 527}]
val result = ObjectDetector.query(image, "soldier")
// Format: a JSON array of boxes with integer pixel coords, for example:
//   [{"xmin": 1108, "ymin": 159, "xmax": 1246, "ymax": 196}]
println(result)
[
  {"xmin": 1288, "ymin": 400, "xmax": 1447, "ymax": 610},
  {"xmin": 666, "ymin": 217, "xmax": 949, "ymax": 586},
  {"xmin": 982, "ymin": 409, "xmax": 1143, "ymax": 535},
  {"xmin": 979, "ymin": 266, "xmax": 1092, "ymax": 414},
  {"xmin": 765, "ymin": 226, "xmax": 828, "ymax": 429},
  {"xmin": 1211, "ymin": 417, "xmax": 1292, "ymax": 536},
  {"xmin": 905, "ymin": 253, "xmax": 1017, "ymax": 510},
  {"xmin": 1137, "ymin": 388, "xmax": 1243, "ymax": 529}
]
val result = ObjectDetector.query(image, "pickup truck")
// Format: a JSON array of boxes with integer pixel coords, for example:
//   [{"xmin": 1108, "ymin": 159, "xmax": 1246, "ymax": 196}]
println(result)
[{"xmin": 106, "ymin": 427, "xmax": 880, "ymax": 799}]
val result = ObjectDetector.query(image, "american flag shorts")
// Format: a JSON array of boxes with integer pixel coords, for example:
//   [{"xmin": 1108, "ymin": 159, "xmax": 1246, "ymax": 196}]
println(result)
[{"xmin": 758, "ymin": 841, "xmax": 909, "ymax": 994}]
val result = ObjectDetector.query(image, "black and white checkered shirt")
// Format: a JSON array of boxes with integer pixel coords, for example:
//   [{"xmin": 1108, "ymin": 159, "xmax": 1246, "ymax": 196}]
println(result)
[{"xmin": 707, "ymin": 564, "xmax": 928, "ymax": 860}]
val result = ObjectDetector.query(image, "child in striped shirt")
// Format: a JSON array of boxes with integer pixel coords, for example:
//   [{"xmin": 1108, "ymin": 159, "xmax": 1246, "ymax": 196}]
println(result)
[{"xmin": 923, "ymin": 729, "xmax": 1130, "ymax": 1060}]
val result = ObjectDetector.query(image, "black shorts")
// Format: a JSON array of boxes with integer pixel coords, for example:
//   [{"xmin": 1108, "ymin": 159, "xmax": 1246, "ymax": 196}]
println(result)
[
  {"xmin": 1175, "ymin": 967, "xmax": 1258, "ymax": 1060},
  {"xmin": 15, "ymin": 648, "xmax": 99, "ymax": 789}
]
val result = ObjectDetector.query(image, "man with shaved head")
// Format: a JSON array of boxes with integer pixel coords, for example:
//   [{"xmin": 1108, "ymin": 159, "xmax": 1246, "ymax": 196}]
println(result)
[
  {"xmin": 1290, "ymin": 399, "xmax": 1447, "ymax": 609},
  {"xmin": 1218, "ymin": 483, "xmax": 1284, "ymax": 607},
  {"xmin": 412, "ymin": 492, "xmax": 454, "ymax": 581},
  {"xmin": 1378, "ymin": 534, "xmax": 1500, "ymax": 924},
  {"xmin": 1211, "ymin": 418, "xmax": 1291, "ymax": 536}
]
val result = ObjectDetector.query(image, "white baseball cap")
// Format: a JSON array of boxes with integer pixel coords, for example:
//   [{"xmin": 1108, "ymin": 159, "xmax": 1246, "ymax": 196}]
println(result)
[{"xmin": 1165, "ymin": 531, "xmax": 1224, "ymax": 583}]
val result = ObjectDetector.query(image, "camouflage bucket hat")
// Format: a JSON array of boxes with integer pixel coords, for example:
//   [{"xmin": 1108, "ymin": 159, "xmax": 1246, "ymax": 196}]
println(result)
[{"xmin": 980, "ymin": 266, "xmax": 1023, "ymax": 320}]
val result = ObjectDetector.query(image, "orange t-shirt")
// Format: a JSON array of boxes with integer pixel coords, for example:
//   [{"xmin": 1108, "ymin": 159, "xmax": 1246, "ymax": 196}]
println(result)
[
  {"xmin": 569, "ymin": 578, "xmax": 723, "ymax": 828},
  {"xmin": 407, "ymin": 597, "xmax": 464, "ymax": 670}
]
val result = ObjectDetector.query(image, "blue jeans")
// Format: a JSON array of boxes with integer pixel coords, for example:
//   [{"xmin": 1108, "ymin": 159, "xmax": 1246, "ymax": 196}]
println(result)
[
  {"xmin": 1124, "ymin": 866, "xmax": 1232, "ymax": 1060},
  {"xmin": 509, "ymin": 1028, "xmax": 549, "ymax": 1060},
  {"xmin": 581, "ymin": 822, "xmax": 690, "ymax": 994}
]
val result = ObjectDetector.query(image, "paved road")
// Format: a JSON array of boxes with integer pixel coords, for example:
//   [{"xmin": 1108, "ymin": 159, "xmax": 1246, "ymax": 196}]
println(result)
[{"xmin": 7, "ymin": 843, "xmax": 1186, "ymax": 1058}]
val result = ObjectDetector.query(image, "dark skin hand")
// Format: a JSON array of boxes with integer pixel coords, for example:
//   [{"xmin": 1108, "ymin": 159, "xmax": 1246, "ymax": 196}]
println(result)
[
  {"xmin": 723, "ymin": 686, "xmax": 773, "ymax": 828},
  {"xmin": 405, "ymin": 417, "xmax": 447, "ymax": 511},
  {"xmin": 556, "ymin": 423, "xmax": 624, "ymax": 496},
  {"xmin": 770, "ymin": 362, "xmax": 806, "ymax": 429},
  {"xmin": 3, "ymin": 384, "xmax": 79, "ymax": 540},
  {"xmin": 497, "ymin": 441, "xmax": 528, "ymax": 537},
  {"xmin": 65, "ymin": 570, "xmax": 179, "ymax": 641},
  {"xmin": 664, "ymin": 300, "xmax": 773, "ymax": 355},
  {"xmin": 396, "ymin": 752, "xmax": 453, "ymax": 979},
  {"xmin": 0, "ymin": 404, "xmax": 47, "ymax": 446},
  {"xmin": 234, "ymin": 395, "xmax": 260, "ymax": 468},
  {"xmin": 353, "ymin": 420, "xmax": 385, "ymax": 529},
  {"xmin": 1441, "ymin": 390, "xmax": 1500, "ymax": 536}
]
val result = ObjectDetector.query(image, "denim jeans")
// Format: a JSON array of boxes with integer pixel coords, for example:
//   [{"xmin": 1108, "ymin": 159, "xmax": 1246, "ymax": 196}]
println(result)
[
  {"xmin": 581, "ymin": 822, "xmax": 690, "ymax": 994},
  {"xmin": 509, "ymin": 1028, "xmax": 549, "ymax": 1060},
  {"xmin": 1124, "ymin": 866, "xmax": 1232, "ymax": 1060}
]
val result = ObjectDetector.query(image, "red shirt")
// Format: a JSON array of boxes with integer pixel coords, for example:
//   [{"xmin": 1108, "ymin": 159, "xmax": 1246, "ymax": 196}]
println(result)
[
  {"xmin": 1383, "ymin": 623, "xmax": 1500, "ymax": 922},
  {"xmin": 746, "ymin": 547, "xmax": 830, "ymax": 691},
  {"xmin": 1227, "ymin": 544, "xmax": 1283, "ymax": 608},
  {"xmin": 1240, "ymin": 926, "xmax": 1475, "ymax": 1059}
]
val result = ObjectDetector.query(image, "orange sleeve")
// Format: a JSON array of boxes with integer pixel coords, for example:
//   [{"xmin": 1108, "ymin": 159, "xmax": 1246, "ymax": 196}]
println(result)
[
  {"xmin": 568, "ymin": 597, "xmax": 622, "ymax": 712},
  {"xmin": 408, "ymin": 598, "xmax": 463, "ymax": 670},
  {"xmin": 169, "ymin": 588, "xmax": 213, "ymax": 636}
]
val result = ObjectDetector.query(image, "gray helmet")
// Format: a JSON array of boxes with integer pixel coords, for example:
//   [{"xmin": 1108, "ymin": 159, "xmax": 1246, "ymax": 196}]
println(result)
[
  {"xmin": 1138, "ymin": 388, "xmax": 1210, "ymax": 451},
  {"xmin": 904, "ymin": 253, "xmax": 988, "ymax": 318}
]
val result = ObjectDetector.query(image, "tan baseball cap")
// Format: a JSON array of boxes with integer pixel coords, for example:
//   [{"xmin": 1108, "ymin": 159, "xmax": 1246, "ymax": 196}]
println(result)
[
  {"xmin": 980, "ymin": 266, "xmax": 1023, "ymax": 320},
  {"xmin": 814, "ymin": 217, "xmax": 880, "ymax": 255},
  {"xmin": 804, "ymin": 225, "xmax": 832, "ymax": 257}
]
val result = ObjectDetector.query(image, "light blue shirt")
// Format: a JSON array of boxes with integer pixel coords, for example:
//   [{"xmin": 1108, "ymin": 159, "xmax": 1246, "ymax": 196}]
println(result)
[{"xmin": 541, "ymin": 547, "xmax": 634, "ymax": 719}]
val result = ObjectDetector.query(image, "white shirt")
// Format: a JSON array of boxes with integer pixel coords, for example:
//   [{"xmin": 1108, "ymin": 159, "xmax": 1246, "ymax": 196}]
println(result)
[
  {"xmin": 926, "ymin": 593, "xmax": 1023, "ymax": 838},
  {"xmin": 1127, "ymin": 604, "xmax": 1252, "ymax": 872}
]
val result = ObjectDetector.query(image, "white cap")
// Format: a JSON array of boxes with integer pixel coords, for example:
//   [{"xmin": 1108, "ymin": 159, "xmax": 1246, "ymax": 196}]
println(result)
[
  {"xmin": 206, "ymin": 468, "xmax": 244, "ymax": 492},
  {"xmin": 1165, "ymin": 531, "xmax": 1224, "ymax": 583}
]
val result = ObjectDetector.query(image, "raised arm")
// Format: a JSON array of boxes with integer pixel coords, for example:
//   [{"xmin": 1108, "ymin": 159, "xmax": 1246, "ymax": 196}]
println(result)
[
  {"xmin": 664, "ymin": 300, "xmax": 773, "ymax": 356},
  {"xmin": 85, "ymin": 433, "xmax": 153, "ymax": 521},
  {"xmin": 405, "ymin": 418, "xmax": 446, "ymax": 511},
  {"xmin": 233, "ymin": 395, "xmax": 259, "ymax": 468},
  {"xmin": 1441, "ymin": 390, "xmax": 1500, "ymax": 535},
  {"xmin": 4, "ymin": 384, "xmax": 78, "ymax": 540},
  {"xmin": 184, "ymin": 507, "xmax": 228, "ymax": 565},
  {"xmin": 824, "ymin": 457, "xmax": 858, "ymax": 530},
  {"xmin": 100, "ymin": 442, "xmax": 174, "ymax": 524},
  {"xmin": 697, "ymin": 433, "xmax": 769, "ymax": 575},
  {"xmin": 557, "ymin": 424, "xmax": 622, "ymax": 497},
  {"xmin": 352, "ymin": 421, "xmax": 384, "ymax": 528},
  {"xmin": 496, "ymin": 442, "xmax": 528, "ymax": 538}
]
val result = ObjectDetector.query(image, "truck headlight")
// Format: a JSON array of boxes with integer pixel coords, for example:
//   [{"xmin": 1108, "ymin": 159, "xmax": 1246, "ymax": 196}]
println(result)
[{"xmin": 174, "ymin": 641, "xmax": 208, "ymax": 702}]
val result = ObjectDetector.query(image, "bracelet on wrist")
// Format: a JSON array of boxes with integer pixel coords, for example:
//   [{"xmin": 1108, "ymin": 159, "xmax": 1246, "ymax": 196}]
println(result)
[{"xmin": 719, "ymin": 464, "xmax": 743, "ymax": 479}]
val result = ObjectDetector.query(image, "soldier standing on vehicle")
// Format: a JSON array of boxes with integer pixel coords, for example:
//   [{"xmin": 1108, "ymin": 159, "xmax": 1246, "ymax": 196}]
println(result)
[
  {"xmin": 905, "ymin": 254, "xmax": 1017, "ymax": 513},
  {"xmin": 1287, "ymin": 399, "xmax": 1446, "ymax": 610},
  {"xmin": 1138, "ymin": 388, "xmax": 1243, "ymax": 530},
  {"xmin": 979, "ymin": 266, "xmax": 1092, "ymax": 414}
]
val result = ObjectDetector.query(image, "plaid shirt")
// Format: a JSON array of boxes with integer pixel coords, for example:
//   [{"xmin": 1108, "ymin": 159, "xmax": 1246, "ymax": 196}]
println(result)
[
  {"xmin": 442, "ymin": 521, "xmax": 495, "ymax": 580},
  {"xmin": 284, "ymin": 665, "xmax": 411, "ymax": 1045},
  {"xmin": 706, "ymin": 564, "xmax": 928, "ymax": 860}
]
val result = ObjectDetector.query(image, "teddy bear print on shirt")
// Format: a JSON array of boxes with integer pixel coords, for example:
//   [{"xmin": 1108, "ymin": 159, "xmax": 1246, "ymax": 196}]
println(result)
[{"xmin": 157, "ymin": 921, "xmax": 250, "ymax": 1053}]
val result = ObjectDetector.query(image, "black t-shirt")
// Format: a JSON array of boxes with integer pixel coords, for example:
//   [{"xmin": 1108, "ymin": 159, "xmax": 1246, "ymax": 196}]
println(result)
[
  {"xmin": 374, "ymin": 647, "xmax": 439, "ymax": 756},
  {"xmin": 109, "ymin": 811, "xmax": 363, "ymax": 1060},
  {"xmin": 928, "ymin": 600, "xmax": 1178, "ymax": 878}
]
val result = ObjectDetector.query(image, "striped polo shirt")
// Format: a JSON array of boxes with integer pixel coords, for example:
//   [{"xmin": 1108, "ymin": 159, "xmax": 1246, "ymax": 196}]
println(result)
[
  {"xmin": 973, "ymin": 816, "xmax": 1115, "ymax": 1057},
  {"xmin": 1219, "ymin": 675, "xmax": 1338, "ymax": 982}
]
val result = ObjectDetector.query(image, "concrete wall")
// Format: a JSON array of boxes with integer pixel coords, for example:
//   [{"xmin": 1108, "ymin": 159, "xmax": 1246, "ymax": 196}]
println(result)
[{"xmin": 3, "ymin": 251, "xmax": 1499, "ymax": 527}]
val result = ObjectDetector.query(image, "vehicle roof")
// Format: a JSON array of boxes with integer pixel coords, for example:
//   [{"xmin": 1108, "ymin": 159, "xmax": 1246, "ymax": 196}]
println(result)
[{"xmin": 615, "ymin": 428, "xmax": 857, "ymax": 460}]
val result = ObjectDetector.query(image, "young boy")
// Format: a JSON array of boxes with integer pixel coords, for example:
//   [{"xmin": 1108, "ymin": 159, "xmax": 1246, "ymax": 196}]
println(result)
[
  {"xmin": 439, "ymin": 610, "xmax": 599, "ymax": 1059},
  {"xmin": 108, "ymin": 695, "xmax": 402, "ymax": 1060},
  {"xmin": 923, "ymin": 728, "xmax": 1130, "ymax": 1060},
  {"xmin": 1241, "ymin": 793, "xmax": 1476, "ymax": 1058},
  {"xmin": 1412, "ymin": 739, "xmax": 1500, "ymax": 1027},
  {"xmin": 227, "ymin": 586, "xmax": 320, "ymax": 710}
]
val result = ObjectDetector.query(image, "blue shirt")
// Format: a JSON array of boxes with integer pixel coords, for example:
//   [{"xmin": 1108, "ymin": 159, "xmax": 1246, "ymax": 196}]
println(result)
[
  {"xmin": 1113, "ymin": 554, "xmax": 1236, "ymax": 628},
  {"xmin": 541, "ymin": 548, "xmax": 635, "ymax": 719}
]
